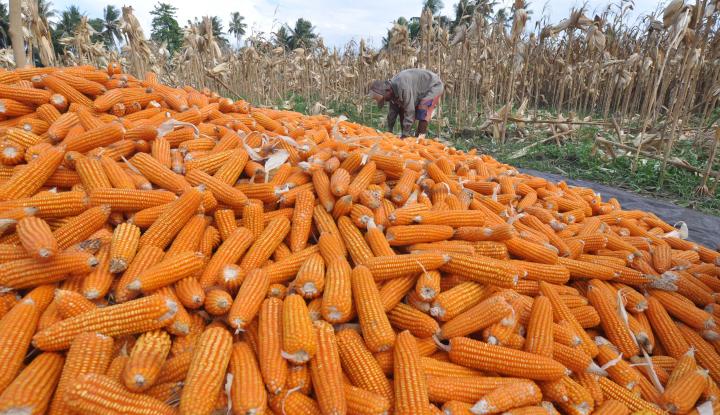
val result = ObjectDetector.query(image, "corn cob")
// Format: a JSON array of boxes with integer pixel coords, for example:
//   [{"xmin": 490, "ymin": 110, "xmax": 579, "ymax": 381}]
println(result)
[
  {"xmin": 258, "ymin": 297, "xmax": 288, "ymax": 395},
  {"xmin": 65, "ymin": 373, "xmax": 176, "ymax": 415},
  {"xmin": 230, "ymin": 341, "xmax": 268, "ymax": 415},
  {"xmin": 179, "ymin": 326, "xmax": 233, "ymax": 415},
  {"xmin": 33, "ymin": 294, "xmax": 176, "ymax": 351},
  {"xmin": 0, "ymin": 352, "xmax": 65, "ymax": 415}
]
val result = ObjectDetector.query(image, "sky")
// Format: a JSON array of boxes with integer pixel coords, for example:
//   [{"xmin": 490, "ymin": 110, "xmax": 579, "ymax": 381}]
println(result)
[{"xmin": 51, "ymin": 0, "xmax": 666, "ymax": 48}]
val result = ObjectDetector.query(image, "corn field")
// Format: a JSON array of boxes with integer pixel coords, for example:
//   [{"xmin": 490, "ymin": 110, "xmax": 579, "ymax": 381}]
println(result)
[{"xmin": 4, "ymin": 0, "xmax": 720, "ymax": 190}]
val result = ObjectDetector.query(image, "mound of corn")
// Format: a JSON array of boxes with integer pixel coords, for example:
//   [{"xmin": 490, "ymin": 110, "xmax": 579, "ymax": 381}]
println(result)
[{"xmin": 0, "ymin": 65, "xmax": 717, "ymax": 415}]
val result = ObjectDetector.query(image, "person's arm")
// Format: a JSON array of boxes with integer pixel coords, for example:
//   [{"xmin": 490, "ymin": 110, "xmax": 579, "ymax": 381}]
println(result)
[
  {"xmin": 399, "ymin": 87, "xmax": 416, "ymax": 137},
  {"xmin": 387, "ymin": 102, "xmax": 399, "ymax": 133}
]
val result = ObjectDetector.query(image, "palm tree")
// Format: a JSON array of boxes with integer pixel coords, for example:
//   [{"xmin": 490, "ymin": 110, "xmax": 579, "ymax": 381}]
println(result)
[
  {"xmin": 210, "ymin": 16, "xmax": 228, "ymax": 46},
  {"xmin": 54, "ymin": 5, "xmax": 83, "ymax": 37},
  {"xmin": 423, "ymin": 0, "xmax": 444, "ymax": 14},
  {"xmin": 287, "ymin": 18, "xmax": 317, "ymax": 49},
  {"xmin": 99, "ymin": 5, "xmax": 122, "ymax": 50},
  {"xmin": 274, "ymin": 25, "xmax": 291, "ymax": 49},
  {"xmin": 38, "ymin": 0, "xmax": 55, "ymax": 21},
  {"xmin": 0, "ymin": 2, "xmax": 9, "ymax": 49},
  {"xmin": 228, "ymin": 12, "xmax": 246, "ymax": 46}
]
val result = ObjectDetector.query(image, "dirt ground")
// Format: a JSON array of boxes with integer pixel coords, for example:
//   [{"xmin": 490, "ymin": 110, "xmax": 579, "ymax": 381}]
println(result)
[{"xmin": 522, "ymin": 169, "xmax": 720, "ymax": 249}]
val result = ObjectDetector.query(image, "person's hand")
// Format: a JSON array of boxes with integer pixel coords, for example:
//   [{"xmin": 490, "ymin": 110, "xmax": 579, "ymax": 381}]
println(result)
[{"xmin": 417, "ymin": 133, "xmax": 427, "ymax": 140}]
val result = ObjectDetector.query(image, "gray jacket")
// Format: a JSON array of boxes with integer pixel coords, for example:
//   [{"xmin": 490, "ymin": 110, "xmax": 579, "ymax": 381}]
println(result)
[{"xmin": 387, "ymin": 69, "xmax": 443, "ymax": 136}]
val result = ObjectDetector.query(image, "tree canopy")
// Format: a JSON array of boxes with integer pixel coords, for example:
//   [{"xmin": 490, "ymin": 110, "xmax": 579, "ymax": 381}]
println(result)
[{"xmin": 150, "ymin": 2, "xmax": 183, "ymax": 55}]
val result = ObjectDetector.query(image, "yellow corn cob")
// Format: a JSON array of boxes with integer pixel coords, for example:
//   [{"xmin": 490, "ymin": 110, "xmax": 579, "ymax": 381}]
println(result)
[
  {"xmin": 264, "ymin": 245, "xmax": 320, "ymax": 284},
  {"xmin": 186, "ymin": 168, "xmax": 249, "ymax": 208},
  {"xmin": 0, "ymin": 286, "xmax": 54, "ymax": 393},
  {"xmin": 352, "ymin": 265, "xmax": 396, "ymax": 351},
  {"xmin": 440, "ymin": 252, "xmax": 519, "ymax": 288},
  {"xmin": 33, "ymin": 294, "xmax": 176, "ymax": 351},
  {"xmin": 82, "ymin": 244, "xmax": 113, "ymax": 299},
  {"xmin": 0, "ymin": 352, "xmax": 64, "ymax": 415},
  {"xmin": 426, "ymin": 375, "xmax": 519, "ymax": 403},
  {"xmin": 322, "ymin": 256, "xmax": 354, "ymax": 323},
  {"xmin": 313, "ymin": 168, "xmax": 336, "ymax": 212},
  {"xmin": 540, "ymin": 375, "xmax": 594, "ymax": 415},
  {"xmin": 430, "ymin": 281, "xmax": 488, "ymax": 321},
  {"xmin": 114, "ymin": 245, "xmax": 165, "ymax": 303},
  {"xmin": 540, "ymin": 281, "xmax": 598, "ymax": 357},
  {"xmin": 593, "ymin": 399, "xmax": 630, "ymax": 415},
  {"xmin": 48, "ymin": 332, "xmax": 114, "ymax": 415},
  {"xmin": 122, "ymin": 329, "xmax": 170, "ymax": 392},
  {"xmin": 646, "ymin": 296, "xmax": 691, "ymax": 359},
  {"xmin": 137, "ymin": 187, "xmax": 203, "ymax": 249},
  {"xmin": 524, "ymin": 295, "xmax": 554, "ymax": 357},
  {"xmin": 269, "ymin": 389, "xmax": 322, "ymax": 414},
  {"xmin": 230, "ymin": 341, "xmax": 267, "ymax": 415},
  {"xmin": 0, "ymin": 145, "xmax": 64, "ymax": 201},
  {"xmin": 174, "ymin": 277, "xmax": 205, "ymax": 309},
  {"xmin": 179, "ymin": 326, "xmax": 233, "ymax": 414},
  {"xmin": 586, "ymin": 279, "xmax": 639, "ymax": 357},
  {"xmin": 448, "ymin": 336, "xmax": 566, "ymax": 380},
  {"xmin": 54, "ymin": 288, "xmax": 94, "ymax": 318},
  {"xmin": 282, "ymin": 294, "xmax": 317, "ymax": 363},
  {"xmin": 336, "ymin": 215, "xmax": 373, "ymax": 264},
  {"xmin": 199, "ymin": 226, "xmax": 254, "ymax": 288},
  {"xmin": 228, "ymin": 268, "xmax": 269, "ymax": 331},
  {"xmin": 16, "ymin": 215, "xmax": 57, "ymax": 260},
  {"xmin": 438, "ymin": 295, "xmax": 512, "ymax": 339},
  {"xmin": 363, "ymin": 252, "xmax": 447, "ymax": 281},
  {"xmin": 415, "ymin": 270, "xmax": 442, "ymax": 302},
  {"xmin": 89, "ymin": 188, "xmax": 177, "ymax": 212},
  {"xmin": 471, "ymin": 379, "xmax": 542, "ymax": 414},
  {"xmin": 127, "ymin": 250, "xmax": 204, "ymax": 293},
  {"xmin": 394, "ymin": 330, "xmax": 431, "ymax": 415},
  {"xmin": 386, "ymin": 224, "xmax": 454, "ymax": 246},
  {"xmin": 52, "ymin": 205, "xmax": 111, "ymax": 249},
  {"xmin": 336, "ymin": 328, "xmax": 395, "ymax": 404},
  {"xmin": 258, "ymin": 297, "xmax": 288, "ymax": 395},
  {"xmin": 214, "ymin": 209, "xmax": 237, "ymax": 241},
  {"xmin": 203, "ymin": 287, "xmax": 232, "ymax": 315},
  {"xmin": 318, "ymin": 231, "xmax": 345, "ymax": 263},
  {"xmin": 109, "ymin": 222, "xmax": 141, "ymax": 273},
  {"xmin": 241, "ymin": 201, "xmax": 264, "ymax": 239},
  {"xmin": 309, "ymin": 320, "xmax": 346, "ymax": 414},
  {"xmin": 65, "ymin": 373, "xmax": 176, "ymax": 415},
  {"xmin": 286, "ymin": 362, "xmax": 313, "ymax": 395},
  {"xmin": 233, "ymin": 216, "xmax": 290, "ymax": 284},
  {"xmin": 650, "ymin": 290, "xmax": 715, "ymax": 330},
  {"xmin": 0, "ymin": 251, "xmax": 98, "ymax": 289},
  {"xmin": 380, "ymin": 274, "xmax": 419, "ymax": 312}
]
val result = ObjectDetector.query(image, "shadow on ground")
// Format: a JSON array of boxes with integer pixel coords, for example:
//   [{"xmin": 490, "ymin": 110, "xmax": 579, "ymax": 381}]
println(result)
[{"xmin": 521, "ymin": 169, "xmax": 720, "ymax": 249}]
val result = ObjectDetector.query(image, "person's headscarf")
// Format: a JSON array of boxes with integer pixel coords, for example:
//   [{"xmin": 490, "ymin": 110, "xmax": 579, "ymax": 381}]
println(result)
[{"xmin": 368, "ymin": 80, "xmax": 391, "ymax": 108}]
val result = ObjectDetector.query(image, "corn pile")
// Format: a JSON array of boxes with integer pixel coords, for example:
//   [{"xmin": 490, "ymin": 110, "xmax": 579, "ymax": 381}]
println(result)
[{"xmin": 0, "ymin": 65, "xmax": 717, "ymax": 415}]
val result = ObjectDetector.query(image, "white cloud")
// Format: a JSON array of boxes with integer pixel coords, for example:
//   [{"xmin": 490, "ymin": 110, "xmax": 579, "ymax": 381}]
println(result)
[{"xmin": 51, "ymin": 0, "xmax": 663, "ymax": 48}]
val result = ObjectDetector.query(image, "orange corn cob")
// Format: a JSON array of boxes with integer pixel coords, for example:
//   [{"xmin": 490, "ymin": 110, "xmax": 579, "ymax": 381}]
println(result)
[
  {"xmin": 438, "ymin": 295, "xmax": 512, "ymax": 340},
  {"xmin": 54, "ymin": 288, "xmax": 95, "ymax": 318},
  {"xmin": 179, "ymin": 326, "xmax": 233, "ymax": 414},
  {"xmin": 0, "ymin": 286, "xmax": 54, "ymax": 393},
  {"xmin": 524, "ymin": 295, "xmax": 554, "ymax": 357},
  {"xmin": 82, "ymin": 244, "xmax": 113, "ymax": 299},
  {"xmin": 394, "ymin": 330, "xmax": 431, "ymax": 415},
  {"xmin": 295, "ymin": 252, "xmax": 326, "ymax": 298},
  {"xmin": 16, "ymin": 215, "xmax": 57, "ymax": 260},
  {"xmin": 587, "ymin": 279, "xmax": 639, "ymax": 357},
  {"xmin": 109, "ymin": 222, "xmax": 141, "ymax": 273},
  {"xmin": 386, "ymin": 224, "xmax": 454, "ymax": 246},
  {"xmin": 230, "ymin": 341, "xmax": 267, "ymax": 415},
  {"xmin": 65, "ymin": 373, "xmax": 176, "ymax": 415},
  {"xmin": 352, "ymin": 265, "xmax": 396, "ymax": 351},
  {"xmin": 310, "ymin": 320, "xmax": 347, "ymax": 414},
  {"xmin": 322, "ymin": 256, "xmax": 353, "ymax": 323},
  {"xmin": 0, "ymin": 352, "xmax": 65, "ymax": 415},
  {"xmin": 430, "ymin": 281, "xmax": 487, "ymax": 321},
  {"xmin": 48, "ymin": 332, "xmax": 114, "ymax": 415},
  {"xmin": 646, "ymin": 296, "xmax": 691, "ymax": 359},
  {"xmin": 0, "ymin": 145, "xmax": 64, "ymax": 201},
  {"xmin": 336, "ymin": 328, "xmax": 395, "ymax": 403},
  {"xmin": 127, "ymin": 250, "xmax": 204, "ymax": 293},
  {"xmin": 448, "ymin": 337, "xmax": 566, "ymax": 380},
  {"xmin": 0, "ymin": 251, "xmax": 98, "ymax": 289},
  {"xmin": 52, "ymin": 205, "xmax": 111, "ymax": 249},
  {"xmin": 33, "ymin": 294, "xmax": 176, "ymax": 351},
  {"xmin": 122, "ymin": 329, "xmax": 170, "ymax": 392},
  {"xmin": 282, "ymin": 294, "xmax": 317, "ymax": 363},
  {"xmin": 258, "ymin": 297, "xmax": 288, "ymax": 395},
  {"xmin": 138, "ymin": 187, "xmax": 203, "ymax": 249},
  {"xmin": 338, "ymin": 215, "xmax": 374, "ymax": 264},
  {"xmin": 228, "ymin": 268, "xmax": 269, "ymax": 331},
  {"xmin": 89, "ymin": 188, "xmax": 177, "ymax": 212}
]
